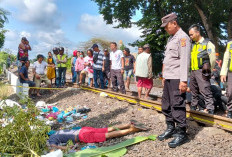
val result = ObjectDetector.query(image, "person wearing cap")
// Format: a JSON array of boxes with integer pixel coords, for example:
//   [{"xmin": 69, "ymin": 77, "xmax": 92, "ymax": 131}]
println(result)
[
  {"xmin": 52, "ymin": 47, "xmax": 59, "ymax": 87},
  {"xmin": 135, "ymin": 44, "xmax": 153, "ymax": 99},
  {"xmin": 188, "ymin": 24, "xmax": 216, "ymax": 114},
  {"xmin": 110, "ymin": 42, "xmax": 126, "ymax": 94},
  {"xmin": 32, "ymin": 55, "xmax": 52, "ymax": 97},
  {"xmin": 71, "ymin": 50, "xmax": 78, "ymax": 83},
  {"xmin": 57, "ymin": 47, "xmax": 67, "ymax": 88},
  {"xmin": 92, "ymin": 44, "xmax": 105, "ymax": 89},
  {"xmin": 102, "ymin": 49, "xmax": 111, "ymax": 88},
  {"xmin": 221, "ymin": 40, "xmax": 232, "ymax": 119},
  {"xmin": 158, "ymin": 13, "xmax": 191, "ymax": 148}
]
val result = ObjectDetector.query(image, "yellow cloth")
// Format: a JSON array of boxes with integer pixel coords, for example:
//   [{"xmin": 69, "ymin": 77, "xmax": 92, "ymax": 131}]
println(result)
[{"xmin": 47, "ymin": 58, "xmax": 55, "ymax": 80}]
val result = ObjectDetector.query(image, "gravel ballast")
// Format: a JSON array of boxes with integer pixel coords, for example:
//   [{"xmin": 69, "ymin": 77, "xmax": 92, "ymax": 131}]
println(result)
[{"xmin": 36, "ymin": 88, "xmax": 232, "ymax": 157}]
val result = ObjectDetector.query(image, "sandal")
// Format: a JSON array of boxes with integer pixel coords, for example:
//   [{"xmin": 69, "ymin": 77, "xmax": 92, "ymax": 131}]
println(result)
[{"xmin": 130, "ymin": 120, "xmax": 148, "ymax": 131}]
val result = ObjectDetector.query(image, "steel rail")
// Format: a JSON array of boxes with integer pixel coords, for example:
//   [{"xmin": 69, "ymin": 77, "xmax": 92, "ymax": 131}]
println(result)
[{"xmin": 81, "ymin": 86, "xmax": 232, "ymax": 132}]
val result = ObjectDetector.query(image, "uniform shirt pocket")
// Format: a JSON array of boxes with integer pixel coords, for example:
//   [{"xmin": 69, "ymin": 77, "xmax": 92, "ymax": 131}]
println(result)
[{"xmin": 168, "ymin": 44, "xmax": 179, "ymax": 58}]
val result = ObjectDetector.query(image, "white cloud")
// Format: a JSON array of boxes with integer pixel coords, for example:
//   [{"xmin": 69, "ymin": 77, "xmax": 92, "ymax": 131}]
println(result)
[
  {"xmin": 1, "ymin": 0, "xmax": 76, "ymax": 58},
  {"xmin": 77, "ymin": 14, "xmax": 143, "ymax": 45},
  {"xmin": 2, "ymin": 0, "xmax": 59, "ymax": 30}
]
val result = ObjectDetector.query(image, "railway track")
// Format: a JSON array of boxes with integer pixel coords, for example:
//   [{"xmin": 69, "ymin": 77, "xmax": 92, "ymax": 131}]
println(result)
[{"xmin": 80, "ymin": 86, "xmax": 232, "ymax": 132}]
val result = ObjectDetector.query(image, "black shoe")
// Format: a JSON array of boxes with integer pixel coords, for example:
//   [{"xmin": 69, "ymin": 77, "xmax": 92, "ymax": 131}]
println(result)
[
  {"xmin": 121, "ymin": 90, "xmax": 126, "ymax": 94},
  {"xmin": 190, "ymin": 105, "xmax": 197, "ymax": 111},
  {"xmin": 227, "ymin": 111, "xmax": 232, "ymax": 119},
  {"xmin": 168, "ymin": 127, "xmax": 188, "ymax": 148},
  {"xmin": 157, "ymin": 122, "xmax": 175, "ymax": 141},
  {"xmin": 208, "ymin": 110, "xmax": 214, "ymax": 115}
]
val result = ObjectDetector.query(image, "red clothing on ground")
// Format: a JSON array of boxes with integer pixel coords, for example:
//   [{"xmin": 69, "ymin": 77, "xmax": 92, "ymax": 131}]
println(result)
[
  {"xmin": 79, "ymin": 127, "xmax": 108, "ymax": 143},
  {"xmin": 137, "ymin": 77, "xmax": 153, "ymax": 89}
]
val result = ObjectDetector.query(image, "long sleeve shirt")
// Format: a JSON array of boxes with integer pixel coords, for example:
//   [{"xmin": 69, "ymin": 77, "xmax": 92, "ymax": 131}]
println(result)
[
  {"xmin": 163, "ymin": 28, "xmax": 191, "ymax": 82},
  {"xmin": 220, "ymin": 41, "xmax": 232, "ymax": 76}
]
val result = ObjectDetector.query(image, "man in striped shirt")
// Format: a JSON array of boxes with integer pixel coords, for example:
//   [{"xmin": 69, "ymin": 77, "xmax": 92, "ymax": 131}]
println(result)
[{"xmin": 92, "ymin": 44, "xmax": 105, "ymax": 89}]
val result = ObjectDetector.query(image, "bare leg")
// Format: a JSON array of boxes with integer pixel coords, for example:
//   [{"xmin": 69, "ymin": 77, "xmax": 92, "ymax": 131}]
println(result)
[
  {"xmin": 126, "ymin": 77, "xmax": 130, "ymax": 90},
  {"xmin": 144, "ymin": 88, "xmax": 152, "ymax": 99},
  {"xmin": 29, "ymin": 88, "xmax": 32, "ymax": 96},
  {"xmin": 105, "ymin": 126, "xmax": 140, "ymax": 139},
  {"xmin": 90, "ymin": 78, "xmax": 93, "ymax": 87},
  {"xmin": 107, "ymin": 123, "xmax": 131, "ymax": 132},
  {"xmin": 36, "ymin": 89, "xmax": 41, "ymax": 96},
  {"xmin": 108, "ymin": 79, "xmax": 111, "ymax": 88},
  {"xmin": 79, "ymin": 73, "xmax": 83, "ymax": 84},
  {"xmin": 138, "ymin": 87, "xmax": 142, "ymax": 99}
]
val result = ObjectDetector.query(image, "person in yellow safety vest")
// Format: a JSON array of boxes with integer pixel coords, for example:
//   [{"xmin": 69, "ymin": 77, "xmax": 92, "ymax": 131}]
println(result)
[
  {"xmin": 188, "ymin": 24, "xmax": 216, "ymax": 114},
  {"xmin": 220, "ymin": 40, "xmax": 232, "ymax": 119},
  {"xmin": 56, "ymin": 47, "xmax": 67, "ymax": 88}
]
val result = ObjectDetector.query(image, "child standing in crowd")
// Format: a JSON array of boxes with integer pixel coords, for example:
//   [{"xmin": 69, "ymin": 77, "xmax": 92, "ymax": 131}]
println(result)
[
  {"xmin": 123, "ymin": 48, "xmax": 135, "ymax": 91},
  {"xmin": 75, "ymin": 51, "xmax": 85, "ymax": 85},
  {"xmin": 102, "ymin": 49, "xmax": 111, "ymax": 88},
  {"xmin": 82, "ymin": 49, "xmax": 94, "ymax": 87},
  {"xmin": 47, "ymin": 52, "xmax": 56, "ymax": 85}
]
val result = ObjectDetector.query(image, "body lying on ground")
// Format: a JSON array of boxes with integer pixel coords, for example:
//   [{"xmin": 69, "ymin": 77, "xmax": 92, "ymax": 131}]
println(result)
[{"xmin": 48, "ymin": 121, "xmax": 147, "ymax": 150}]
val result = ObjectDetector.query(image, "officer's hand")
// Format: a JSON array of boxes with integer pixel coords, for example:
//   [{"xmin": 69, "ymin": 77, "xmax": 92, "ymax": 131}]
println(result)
[
  {"xmin": 162, "ymin": 78, "xmax": 165, "ymax": 87},
  {"xmin": 179, "ymin": 81, "xmax": 187, "ymax": 93},
  {"xmin": 102, "ymin": 67, "xmax": 105, "ymax": 72},
  {"xmin": 221, "ymin": 75, "xmax": 227, "ymax": 83}
]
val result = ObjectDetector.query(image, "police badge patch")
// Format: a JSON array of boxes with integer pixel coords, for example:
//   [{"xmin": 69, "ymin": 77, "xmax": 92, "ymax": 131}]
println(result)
[
  {"xmin": 207, "ymin": 49, "xmax": 212, "ymax": 54},
  {"xmin": 181, "ymin": 38, "xmax": 186, "ymax": 47}
]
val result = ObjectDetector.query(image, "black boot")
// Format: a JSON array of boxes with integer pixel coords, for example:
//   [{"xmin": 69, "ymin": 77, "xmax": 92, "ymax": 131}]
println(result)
[
  {"xmin": 168, "ymin": 127, "xmax": 188, "ymax": 148},
  {"xmin": 157, "ymin": 122, "xmax": 175, "ymax": 141},
  {"xmin": 227, "ymin": 111, "xmax": 232, "ymax": 119}
]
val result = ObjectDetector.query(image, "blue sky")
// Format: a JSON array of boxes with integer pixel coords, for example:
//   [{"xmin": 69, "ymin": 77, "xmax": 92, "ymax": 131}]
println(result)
[{"xmin": 0, "ymin": 0, "xmax": 142, "ymax": 59}]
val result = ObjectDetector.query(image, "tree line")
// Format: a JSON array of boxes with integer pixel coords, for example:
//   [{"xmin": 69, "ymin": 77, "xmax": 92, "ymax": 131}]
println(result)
[{"xmin": 92, "ymin": 0, "xmax": 232, "ymax": 74}]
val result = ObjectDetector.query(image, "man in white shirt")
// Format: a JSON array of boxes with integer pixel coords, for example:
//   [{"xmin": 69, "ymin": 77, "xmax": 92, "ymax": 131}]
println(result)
[
  {"xmin": 32, "ymin": 54, "xmax": 52, "ymax": 96},
  {"xmin": 110, "ymin": 42, "xmax": 126, "ymax": 94}
]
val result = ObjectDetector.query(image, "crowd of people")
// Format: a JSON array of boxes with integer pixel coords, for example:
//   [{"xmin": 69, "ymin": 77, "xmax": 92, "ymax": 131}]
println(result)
[
  {"xmin": 17, "ymin": 39, "xmax": 153, "ymax": 99},
  {"xmin": 14, "ymin": 12, "xmax": 232, "ymax": 149}
]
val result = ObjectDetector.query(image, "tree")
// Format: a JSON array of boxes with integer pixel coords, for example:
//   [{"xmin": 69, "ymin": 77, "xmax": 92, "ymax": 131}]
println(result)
[
  {"xmin": 92, "ymin": 0, "xmax": 232, "ymax": 74},
  {"xmin": 0, "ymin": 8, "xmax": 9, "ymax": 49},
  {"xmin": 79, "ymin": 37, "xmax": 111, "ymax": 52}
]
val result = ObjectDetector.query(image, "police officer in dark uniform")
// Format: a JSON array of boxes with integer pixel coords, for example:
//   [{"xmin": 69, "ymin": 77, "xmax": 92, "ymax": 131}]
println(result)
[
  {"xmin": 188, "ymin": 24, "xmax": 216, "ymax": 114},
  {"xmin": 158, "ymin": 13, "xmax": 191, "ymax": 148}
]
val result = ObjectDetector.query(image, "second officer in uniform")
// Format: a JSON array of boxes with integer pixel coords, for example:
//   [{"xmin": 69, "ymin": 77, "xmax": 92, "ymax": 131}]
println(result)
[
  {"xmin": 158, "ymin": 13, "xmax": 191, "ymax": 148},
  {"xmin": 220, "ymin": 40, "xmax": 232, "ymax": 118},
  {"xmin": 188, "ymin": 24, "xmax": 216, "ymax": 114}
]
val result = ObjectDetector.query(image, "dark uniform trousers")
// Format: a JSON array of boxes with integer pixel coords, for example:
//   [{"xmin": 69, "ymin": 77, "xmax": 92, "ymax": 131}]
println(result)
[
  {"xmin": 227, "ymin": 72, "xmax": 232, "ymax": 111},
  {"xmin": 162, "ymin": 79, "xmax": 187, "ymax": 128},
  {"xmin": 190, "ymin": 69, "xmax": 214, "ymax": 111}
]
